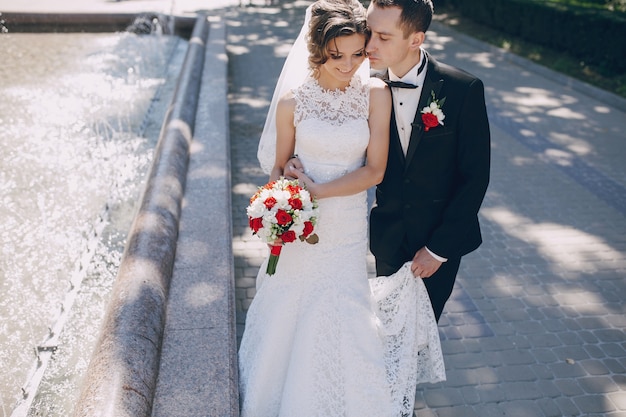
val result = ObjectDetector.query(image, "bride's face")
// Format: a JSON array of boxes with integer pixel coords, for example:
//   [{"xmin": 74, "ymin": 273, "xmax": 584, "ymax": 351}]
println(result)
[{"xmin": 319, "ymin": 33, "xmax": 367, "ymax": 86}]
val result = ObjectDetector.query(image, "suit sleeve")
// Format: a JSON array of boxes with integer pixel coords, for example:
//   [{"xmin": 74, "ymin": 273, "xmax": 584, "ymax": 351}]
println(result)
[{"xmin": 426, "ymin": 78, "xmax": 491, "ymax": 258}]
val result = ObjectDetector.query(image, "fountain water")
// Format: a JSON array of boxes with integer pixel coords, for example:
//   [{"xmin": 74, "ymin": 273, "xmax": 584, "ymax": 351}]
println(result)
[
  {"xmin": 0, "ymin": 13, "xmax": 7, "ymax": 33},
  {"xmin": 0, "ymin": 27, "xmax": 188, "ymax": 417}
]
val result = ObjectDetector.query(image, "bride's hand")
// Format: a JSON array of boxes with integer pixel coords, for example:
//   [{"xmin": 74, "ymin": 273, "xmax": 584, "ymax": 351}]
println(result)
[
  {"xmin": 283, "ymin": 156, "xmax": 304, "ymax": 180},
  {"xmin": 291, "ymin": 170, "xmax": 318, "ymax": 196},
  {"xmin": 267, "ymin": 239, "xmax": 283, "ymax": 249}
]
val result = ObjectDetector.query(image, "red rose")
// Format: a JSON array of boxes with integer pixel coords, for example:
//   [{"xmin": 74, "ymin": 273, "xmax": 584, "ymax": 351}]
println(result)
[
  {"xmin": 287, "ymin": 184, "xmax": 301, "ymax": 195},
  {"xmin": 280, "ymin": 230, "xmax": 296, "ymax": 243},
  {"xmin": 249, "ymin": 217, "xmax": 263, "ymax": 233},
  {"xmin": 302, "ymin": 221, "xmax": 314, "ymax": 237},
  {"xmin": 289, "ymin": 197, "xmax": 302, "ymax": 210},
  {"xmin": 422, "ymin": 113, "xmax": 439, "ymax": 131},
  {"xmin": 275, "ymin": 209, "xmax": 292, "ymax": 226},
  {"xmin": 264, "ymin": 196, "xmax": 277, "ymax": 209}
]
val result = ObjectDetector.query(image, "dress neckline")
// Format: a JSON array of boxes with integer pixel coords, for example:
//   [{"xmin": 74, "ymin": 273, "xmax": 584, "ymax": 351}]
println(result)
[{"xmin": 308, "ymin": 75, "xmax": 361, "ymax": 95}]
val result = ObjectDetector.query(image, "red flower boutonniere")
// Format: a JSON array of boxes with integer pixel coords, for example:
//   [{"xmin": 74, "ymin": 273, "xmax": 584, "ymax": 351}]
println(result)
[{"xmin": 420, "ymin": 90, "xmax": 446, "ymax": 132}]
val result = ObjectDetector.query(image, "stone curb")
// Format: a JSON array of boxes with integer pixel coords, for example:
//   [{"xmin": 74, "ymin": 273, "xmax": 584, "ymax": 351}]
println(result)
[
  {"xmin": 0, "ymin": 11, "xmax": 196, "ymax": 37},
  {"xmin": 71, "ymin": 14, "xmax": 210, "ymax": 417}
]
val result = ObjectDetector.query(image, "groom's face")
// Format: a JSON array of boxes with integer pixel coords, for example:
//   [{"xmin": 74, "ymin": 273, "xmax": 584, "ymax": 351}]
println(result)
[{"xmin": 366, "ymin": 3, "xmax": 419, "ymax": 77}]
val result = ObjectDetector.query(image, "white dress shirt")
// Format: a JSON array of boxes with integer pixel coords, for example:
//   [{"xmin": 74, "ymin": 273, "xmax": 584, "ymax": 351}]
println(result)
[{"xmin": 388, "ymin": 51, "xmax": 428, "ymax": 155}]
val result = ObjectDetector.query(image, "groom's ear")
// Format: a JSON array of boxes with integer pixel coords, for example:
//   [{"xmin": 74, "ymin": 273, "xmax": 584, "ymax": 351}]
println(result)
[{"xmin": 408, "ymin": 31, "xmax": 426, "ymax": 51}]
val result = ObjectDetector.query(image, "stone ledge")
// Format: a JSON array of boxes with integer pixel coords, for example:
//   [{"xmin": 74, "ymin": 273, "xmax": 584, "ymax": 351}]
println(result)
[{"xmin": 151, "ymin": 15, "xmax": 239, "ymax": 417}]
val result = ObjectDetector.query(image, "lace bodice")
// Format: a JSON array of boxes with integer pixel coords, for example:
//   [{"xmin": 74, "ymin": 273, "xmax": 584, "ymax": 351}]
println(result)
[
  {"xmin": 294, "ymin": 76, "xmax": 369, "ymax": 126},
  {"xmin": 293, "ymin": 76, "xmax": 370, "ymax": 184}
]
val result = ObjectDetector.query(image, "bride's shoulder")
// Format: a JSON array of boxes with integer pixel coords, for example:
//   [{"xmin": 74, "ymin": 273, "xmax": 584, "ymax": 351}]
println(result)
[
  {"xmin": 368, "ymin": 77, "xmax": 391, "ymax": 100},
  {"xmin": 279, "ymin": 88, "xmax": 295, "ymax": 101},
  {"xmin": 368, "ymin": 76, "xmax": 389, "ymax": 92},
  {"xmin": 277, "ymin": 90, "xmax": 296, "ymax": 113}
]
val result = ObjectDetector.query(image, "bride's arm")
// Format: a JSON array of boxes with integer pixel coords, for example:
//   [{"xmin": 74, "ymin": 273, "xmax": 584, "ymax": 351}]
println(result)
[
  {"xmin": 270, "ymin": 94, "xmax": 297, "ymax": 182},
  {"xmin": 294, "ymin": 78, "xmax": 391, "ymax": 198}
]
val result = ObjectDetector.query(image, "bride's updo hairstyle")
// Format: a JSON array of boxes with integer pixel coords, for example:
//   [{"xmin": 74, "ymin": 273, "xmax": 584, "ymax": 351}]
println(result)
[{"xmin": 307, "ymin": 0, "xmax": 369, "ymax": 78}]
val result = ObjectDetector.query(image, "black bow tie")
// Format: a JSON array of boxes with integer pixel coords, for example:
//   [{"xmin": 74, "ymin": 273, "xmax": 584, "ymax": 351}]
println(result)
[
  {"xmin": 384, "ymin": 55, "xmax": 427, "ymax": 90},
  {"xmin": 384, "ymin": 80, "xmax": 417, "ymax": 89}
]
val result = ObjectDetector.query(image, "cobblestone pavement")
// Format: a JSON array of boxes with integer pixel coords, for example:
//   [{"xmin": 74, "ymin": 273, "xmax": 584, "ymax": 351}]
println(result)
[{"xmin": 226, "ymin": 2, "xmax": 626, "ymax": 416}]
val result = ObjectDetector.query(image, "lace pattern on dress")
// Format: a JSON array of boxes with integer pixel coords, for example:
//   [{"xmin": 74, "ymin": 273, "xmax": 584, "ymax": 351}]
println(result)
[
  {"xmin": 293, "ymin": 76, "xmax": 369, "ymax": 127},
  {"xmin": 370, "ymin": 262, "xmax": 447, "ymax": 416},
  {"xmin": 292, "ymin": 76, "xmax": 370, "ymax": 186}
]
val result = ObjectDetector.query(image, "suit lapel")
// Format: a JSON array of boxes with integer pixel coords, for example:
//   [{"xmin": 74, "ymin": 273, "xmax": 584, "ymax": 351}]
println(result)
[{"xmin": 405, "ymin": 57, "xmax": 444, "ymax": 170}]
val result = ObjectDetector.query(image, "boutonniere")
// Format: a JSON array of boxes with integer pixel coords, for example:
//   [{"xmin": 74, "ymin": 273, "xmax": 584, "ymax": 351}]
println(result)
[{"xmin": 420, "ymin": 90, "xmax": 446, "ymax": 131}]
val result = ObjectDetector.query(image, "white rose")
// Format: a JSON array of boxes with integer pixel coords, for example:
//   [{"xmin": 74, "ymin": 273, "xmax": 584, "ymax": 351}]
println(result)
[
  {"xmin": 258, "ymin": 188, "xmax": 273, "ymax": 201},
  {"xmin": 247, "ymin": 199, "xmax": 267, "ymax": 218},
  {"xmin": 274, "ymin": 189, "xmax": 292, "ymax": 208},
  {"xmin": 256, "ymin": 224, "xmax": 272, "ymax": 241},
  {"xmin": 291, "ymin": 221, "xmax": 305, "ymax": 236},
  {"xmin": 263, "ymin": 211, "xmax": 278, "ymax": 224}
]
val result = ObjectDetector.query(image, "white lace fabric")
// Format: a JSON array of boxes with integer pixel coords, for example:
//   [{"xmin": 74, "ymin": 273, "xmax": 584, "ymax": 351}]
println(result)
[
  {"xmin": 371, "ymin": 263, "xmax": 447, "ymax": 416},
  {"xmin": 293, "ymin": 76, "xmax": 370, "ymax": 185},
  {"xmin": 239, "ymin": 75, "xmax": 445, "ymax": 417},
  {"xmin": 294, "ymin": 76, "xmax": 369, "ymax": 126}
]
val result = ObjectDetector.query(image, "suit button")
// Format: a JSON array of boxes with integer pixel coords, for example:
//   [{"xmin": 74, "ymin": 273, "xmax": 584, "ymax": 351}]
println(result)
[
  {"xmin": 404, "ymin": 204, "xmax": 411, "ymax": 209},
  {"xmin": 404, "ymin": 179, "xmax": 410, "ymax": 184}
]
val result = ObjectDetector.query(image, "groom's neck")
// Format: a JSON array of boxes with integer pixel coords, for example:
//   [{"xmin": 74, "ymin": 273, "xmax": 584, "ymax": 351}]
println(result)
[{"xmin": 390, "ymin": 49, "xmax": 422, "ymax": 79}]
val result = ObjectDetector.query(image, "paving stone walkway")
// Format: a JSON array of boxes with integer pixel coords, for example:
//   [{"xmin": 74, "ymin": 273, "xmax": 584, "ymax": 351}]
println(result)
[{"xmin": 226, "ymin": 2, "xmax": 626, "ymax": 416}]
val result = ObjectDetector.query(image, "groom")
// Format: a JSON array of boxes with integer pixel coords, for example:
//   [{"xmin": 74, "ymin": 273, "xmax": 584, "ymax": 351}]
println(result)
[{"xmin": 366, "ymin": 0, "xmax": 490, "ymax": 322}]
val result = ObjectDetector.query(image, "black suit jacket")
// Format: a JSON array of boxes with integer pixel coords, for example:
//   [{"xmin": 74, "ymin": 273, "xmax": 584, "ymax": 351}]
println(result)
[{"xmin": 370, "ymin": 53, "xmax": 490, "ymax": 267}]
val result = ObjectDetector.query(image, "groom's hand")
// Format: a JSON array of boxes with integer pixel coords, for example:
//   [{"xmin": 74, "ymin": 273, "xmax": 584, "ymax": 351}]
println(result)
[{"xmin": 411, "ymin": 247, "xmax": 442, "ymax": 278}]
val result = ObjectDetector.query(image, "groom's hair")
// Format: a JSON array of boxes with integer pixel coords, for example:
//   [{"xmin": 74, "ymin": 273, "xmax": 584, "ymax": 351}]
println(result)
[
  {"xmin": 308, "ymin": 0, "xmax": 369, "ymax": 73},
  {"xmin": 370, "ymin": 0, "xmax": 434, "ymax": 37}
]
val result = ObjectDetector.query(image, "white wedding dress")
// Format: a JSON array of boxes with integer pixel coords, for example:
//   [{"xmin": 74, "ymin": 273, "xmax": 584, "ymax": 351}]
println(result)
[{"xmin": 239, "ymin": 75, "xmax": 445, "ymax": 417}]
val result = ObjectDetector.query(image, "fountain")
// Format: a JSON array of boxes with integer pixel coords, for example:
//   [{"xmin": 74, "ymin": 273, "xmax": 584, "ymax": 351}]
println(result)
[{"xmin": 0, "ymin": 17, "xmax": 189, "ymax": 417}]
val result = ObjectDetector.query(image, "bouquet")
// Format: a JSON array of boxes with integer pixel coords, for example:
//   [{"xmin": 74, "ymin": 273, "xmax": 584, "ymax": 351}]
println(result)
[{"xmin": 246, "ymin": 177, "xmax": 319, "ymax": 275}]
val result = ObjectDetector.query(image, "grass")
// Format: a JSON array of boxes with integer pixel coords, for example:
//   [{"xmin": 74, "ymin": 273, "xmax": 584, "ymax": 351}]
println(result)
[{"xmin": 433, "ymin": 6, "xmax": 626, "ymax": 99}]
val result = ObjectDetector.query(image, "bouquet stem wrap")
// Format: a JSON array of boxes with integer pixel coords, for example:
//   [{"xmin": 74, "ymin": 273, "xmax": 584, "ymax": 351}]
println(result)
[{"xmin": 267, "ymin": 245, "xmax": 283, "ymax": 275}]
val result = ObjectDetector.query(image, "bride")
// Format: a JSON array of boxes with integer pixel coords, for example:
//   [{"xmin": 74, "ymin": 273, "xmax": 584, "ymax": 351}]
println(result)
[{"xmin": 238, "ymin": 1, "xmax": 445, "ymax": 415}]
